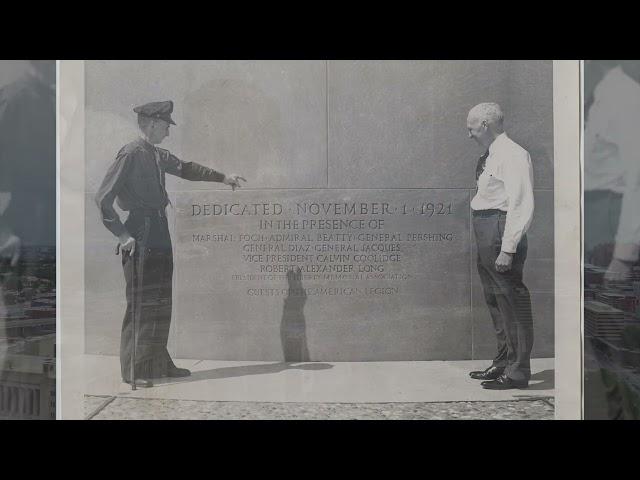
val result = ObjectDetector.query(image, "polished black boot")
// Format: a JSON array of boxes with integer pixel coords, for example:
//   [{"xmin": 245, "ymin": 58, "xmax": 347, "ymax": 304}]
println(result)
[
  {"xmin": 165, "ymin": 366, "xmax": 191, "ymax": 378},
  {"xmin": 469, "ymin": 365, "xmax": 504, "ymax": 380},
  {"xmin": 123, "ymin": 378, "xmax": 154, "ymax": 388},
  {"xmin": 481, "ymin": 374, "xmax": 529, "ymax": 390}
]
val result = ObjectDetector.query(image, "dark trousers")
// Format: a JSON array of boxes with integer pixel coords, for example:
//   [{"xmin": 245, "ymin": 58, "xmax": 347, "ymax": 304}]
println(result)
[
  {"xmin": 120, "ymin": 210, "xmax": 174, "ymax": 381},
  {"xmin": 473, "ymin": 210, "xmax": 534, "ymax": 382}
]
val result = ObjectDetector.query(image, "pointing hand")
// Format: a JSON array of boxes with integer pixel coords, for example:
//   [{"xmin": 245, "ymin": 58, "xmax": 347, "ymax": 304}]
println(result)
[{"xmin": 224, "ymin": 174, "xmax": 247, "ymax": 191}]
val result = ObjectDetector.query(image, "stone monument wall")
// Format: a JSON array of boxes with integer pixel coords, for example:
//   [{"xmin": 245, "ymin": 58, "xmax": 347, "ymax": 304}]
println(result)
[{"xmin": 84, "ymin": 60, "xmax": 554, "ymax": 361}]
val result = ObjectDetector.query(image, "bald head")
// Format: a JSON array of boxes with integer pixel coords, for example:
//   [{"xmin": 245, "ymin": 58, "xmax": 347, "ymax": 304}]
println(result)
[
  {"xmin": 467, "ymin": 102, "xmax": 505, "ymax": 147},
  {"xmin": 467, "ymin": 102, "xmax": 504, "ymax": 127}
]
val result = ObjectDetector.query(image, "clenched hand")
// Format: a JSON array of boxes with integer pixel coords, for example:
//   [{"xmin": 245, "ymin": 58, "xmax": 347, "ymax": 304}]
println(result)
[{"xmin": 495, "ymin": 251, "xmax": 514, "ymax": 273}]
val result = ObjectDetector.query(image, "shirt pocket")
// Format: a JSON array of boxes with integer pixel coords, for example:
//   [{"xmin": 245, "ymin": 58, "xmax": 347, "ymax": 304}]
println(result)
[{"xmin": 479, "ymin": 167, "xmax": 503, "ymax": 196}]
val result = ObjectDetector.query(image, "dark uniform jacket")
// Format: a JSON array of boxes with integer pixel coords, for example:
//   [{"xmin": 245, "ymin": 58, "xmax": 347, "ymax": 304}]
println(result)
[{"xmin": 95, "ymin": 137, "xmax": 225, "ymax": 238}]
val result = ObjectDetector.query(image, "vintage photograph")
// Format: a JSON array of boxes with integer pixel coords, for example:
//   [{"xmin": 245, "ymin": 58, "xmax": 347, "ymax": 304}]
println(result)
[
  {"xmin": 60, "ymin": 60, "xmax": 571, "ymax": 419},
  {"xmin": 0, "ymin": 60, "xmax": 56, "ymax": 419}
]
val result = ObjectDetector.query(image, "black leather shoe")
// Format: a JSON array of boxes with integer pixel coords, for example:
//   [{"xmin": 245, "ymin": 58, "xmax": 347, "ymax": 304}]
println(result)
[
  {"xmin": 469, "ymin": 366, "xmax": 504, "ymax": 380},
  {"xmin": 123, "ymin": 378, "xmax": 153, "ymax": 388},
  {"xmin": 165, "ymin": 366, "xmax": 191, "ymax": 378},
  {"xmin": 481, "ymin": 375, "xmax": 528, "ymax": 390}
]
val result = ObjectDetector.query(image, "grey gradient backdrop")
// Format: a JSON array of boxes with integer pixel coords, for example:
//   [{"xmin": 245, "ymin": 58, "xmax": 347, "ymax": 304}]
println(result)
[{"xmin": 84, "ymin": 60, "xmax": 554, "ymax": 361}]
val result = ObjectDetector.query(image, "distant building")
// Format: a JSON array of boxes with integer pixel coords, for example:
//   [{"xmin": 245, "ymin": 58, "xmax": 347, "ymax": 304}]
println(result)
[
  {"xmin": 585, "ymin": 301, "xmax": 631, "ymax": 341},
  {"xmin": 595, "ymin": 291, "xmax": 637, "ymax": 314},
  {"xmin": 0, "ymin": 334, "xmax": 55, "ymax": 419}
]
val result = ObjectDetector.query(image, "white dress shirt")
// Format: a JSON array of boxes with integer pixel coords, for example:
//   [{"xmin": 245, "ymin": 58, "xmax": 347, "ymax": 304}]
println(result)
[
  {"xmin": 584, "ymin": 65, "xmax": 640, "ymax": 262},
  {"xmin": 471, "ymin": 133, "xmax": 535, "ymax": 254}
]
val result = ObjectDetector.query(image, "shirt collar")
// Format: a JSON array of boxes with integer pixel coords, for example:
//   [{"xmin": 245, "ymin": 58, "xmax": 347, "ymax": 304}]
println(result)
[{"xmin": 488, "ymin": 132, "xmax": 509, "ymax": 156}]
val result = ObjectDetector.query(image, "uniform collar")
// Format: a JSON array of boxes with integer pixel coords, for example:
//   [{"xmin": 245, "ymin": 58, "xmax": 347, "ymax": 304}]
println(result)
[
  {"xmin": 138, "ymin": 135, "xmax": 157, "ymax": 150},
  {"xmin": 488, "ymin": 132, "xmax": 509, "ymax": 155}
]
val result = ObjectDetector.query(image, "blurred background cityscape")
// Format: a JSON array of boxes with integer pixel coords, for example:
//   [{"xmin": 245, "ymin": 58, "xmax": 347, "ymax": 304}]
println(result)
[{"xmin": 0, "ymin": 60, "xmax": 56, "ymax": 419}]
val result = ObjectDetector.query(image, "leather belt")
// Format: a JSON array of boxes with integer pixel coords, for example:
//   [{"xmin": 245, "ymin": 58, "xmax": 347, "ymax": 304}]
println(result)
[
  {"xmin": 130, "ymin": 207, "xmax": 166, "ymax": 218},
  {"xmin": 472, "ymin": 208, "xmax": 507, "ymax": 217}
]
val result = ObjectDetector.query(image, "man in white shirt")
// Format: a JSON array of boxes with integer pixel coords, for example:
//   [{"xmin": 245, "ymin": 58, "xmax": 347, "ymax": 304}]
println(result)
[
  {"xmin": 585, "ymin": 61, "xmax": 640, "ymax": 282},
  {"xmin": 466, "ymin": 103, "xmax": 535, "ymax": 390},
  {"xmin": 584, "ymin": 60, "xmax": 640, "ymax": 419}
]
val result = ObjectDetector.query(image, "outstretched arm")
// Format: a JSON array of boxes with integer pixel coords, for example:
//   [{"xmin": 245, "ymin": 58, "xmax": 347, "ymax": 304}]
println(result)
[{"xmin": 163, "ymin": 150, "xmax": 246, "ymax": 190}]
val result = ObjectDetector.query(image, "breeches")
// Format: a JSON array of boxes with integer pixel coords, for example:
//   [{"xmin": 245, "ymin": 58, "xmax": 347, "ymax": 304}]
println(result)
[{"xmin": 120, "ymin": 212, "xmax": 173, "ymax": 381}]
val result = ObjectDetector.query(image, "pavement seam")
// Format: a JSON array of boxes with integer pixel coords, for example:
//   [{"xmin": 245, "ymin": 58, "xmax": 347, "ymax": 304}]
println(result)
[
  {"xmin": 86, "ymin": 396, "xmax": 117, "ymax": 420},
  {"xmin": 108, "ymin": 396, "xmax": 555, "ymax": 405}
]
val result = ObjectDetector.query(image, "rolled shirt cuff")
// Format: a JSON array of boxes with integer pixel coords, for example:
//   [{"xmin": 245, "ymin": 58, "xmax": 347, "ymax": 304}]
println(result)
[
  {"xmin": 613, "ymin": 242, "xmax": 640, "ymax": 263},
  {"xmin": 500, "ymin": 239, "xmax": 517, "ymax": 254}
]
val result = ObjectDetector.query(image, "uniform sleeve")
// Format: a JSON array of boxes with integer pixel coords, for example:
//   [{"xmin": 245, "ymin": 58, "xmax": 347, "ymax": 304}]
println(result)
[
  {"xmin": 612, "ymin": 102, "xmax": 640, "ymax": 262},
  {"xmin": 163, "ymin": 150, "xmax": 226, "ymax": 182},
  {"xmin": 500, "ymin": 150, "xmax": 535, "ymax": 254},
  {"xmin": 94, "ymin": 150, "xmax": 132, "ymax": 238}
]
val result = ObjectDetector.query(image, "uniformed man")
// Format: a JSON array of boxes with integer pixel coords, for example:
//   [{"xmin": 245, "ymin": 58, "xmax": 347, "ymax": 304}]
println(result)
[
  {"xmin": 466, "ymin": 102, "xmax": 535, "ymax": 390},
  {"xmin": 95, "ymin": 100, "xmax": 246, "ymax": 388}
]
